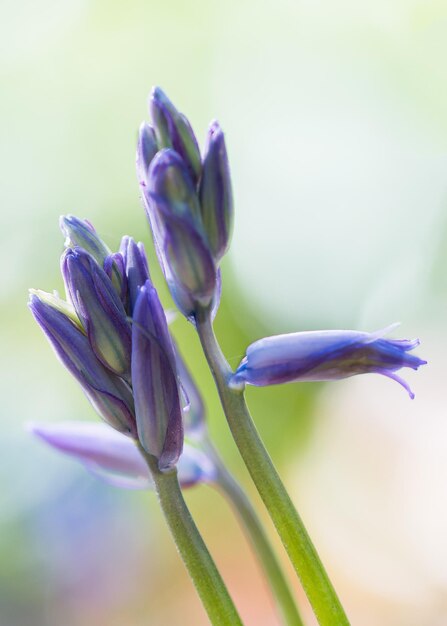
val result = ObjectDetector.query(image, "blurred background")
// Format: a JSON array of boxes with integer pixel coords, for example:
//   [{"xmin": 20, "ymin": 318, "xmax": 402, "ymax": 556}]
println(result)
[{"xmin": 1, "ymin": 0, "xmax": 446, "ymax": 624}]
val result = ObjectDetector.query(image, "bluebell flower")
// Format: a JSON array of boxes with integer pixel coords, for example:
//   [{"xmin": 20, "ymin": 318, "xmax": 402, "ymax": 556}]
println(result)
[
  {"xmin": 29, "ymin": 422, "xmax": 216, "ymax": 490},
  {"xmin": 29, "ymin": 291, "xmax": 136, "ymax": 434},
  {"xmin": 131, "ymin": 280, "xmax": 184, "ymax": 470},
  {"xmin": 103, "ymin": 252, "xmax": 127, "ymax": 306},
  {"xmin": 119, "ymin": 236, "xmax": 151, "ymax": 314},
  {"xmin": 199, "ymin": 121, "xmax": 234, "ymax": 262},
  {"xmin": 233, "ymin": 326, "xmax": 427, "ymax": 398},
  {"xmin": 60, "ymin": 215, "xmax": 111, "ymax": 266},
  {"xmin": 149, "ymin": 86, "xmax": 202, "ymax": 184},
  {"xmin": 31, "ymin": 217, "xmax": 194, "ymax": 474},
  {"xmin": 137, "ymin": 87, "xmax": 232, "ymax": 320},
  {"xmin": 146, "ymin": 149, "xmax": 217, "ymax": 312},
  {"xmin": 62, "ymin": 247, "xmax": 132, "ymax": 379}
]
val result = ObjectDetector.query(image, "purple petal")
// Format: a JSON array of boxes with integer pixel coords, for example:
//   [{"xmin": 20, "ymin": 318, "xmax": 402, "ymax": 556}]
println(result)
[
  {"xmin": 149, "ymin": 87, "xmax": 201, "ymax": 184},
  {"xmin": 119, "ymin": 236, "xmax": 151, "ymax": 314},
  {"xmin": 199, "ymin": 120, "xmax": 234, "ymax": 261},
  {"xmin": 131, "ymin": 281, "xmax": 183, "ymax": 469},
  {"xmin": 60, "ymin": 215, "xmax": 111, "ymax": 266},
  {"xmin": 29, "ymin": 421, "xmax": 215, "ymax": 489},
  {"xmin": 29, "ymin": 293, "xmax": 136, "ymax": 434},
  {"xmin": 28, "ymin": 421, "xmax": 151, "ymax": 488},
  {"xmin": 136, "ymin": 122, "xmax": 158, "ymax": 187},
  {"xmin": 62, "ymin": 247, "xmax": 132, "ymax": 378},
  {"xmin": 233, "ymin": 327, "xmax": 426, "ymax": 397}
]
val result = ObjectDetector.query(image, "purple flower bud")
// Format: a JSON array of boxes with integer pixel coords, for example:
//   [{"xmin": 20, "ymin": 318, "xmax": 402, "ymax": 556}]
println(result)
[
  {"xmin": 199, "ymin": 121, "xmax": 234, "ymax": 262},
  {"xmin": 131, "ymin": 281, "xmax": 183, "ymax": 471},
  {"xmin": 29, "ymin": 422, "xmax": 216, "ymax": 489},
  {"xmin": 29, "ymin": 293, "xmax": 136, "ymax": 434},
  {"xmin": 62, "ymin": 248, "xmax": 132, "ymax": 378},
  {"xmin": 149, "ymin": 148, "xmax": 202, "ymax": 222},
  {"xmin": 119, "ymin": 236, "xmax": 151, "ymax": 314},
  {"xmin": 150, "ymin": 86, "xmax": 201, "ymax": 184},
  {"xmin": 104, "ymin": 252, "xmax": 127, "ymax": 306},
  {"xmin": 146, "ymin": 150, "xmax": 217, "ymax": 308},
  {"xmin": 60, "ymin": 215, "xmax": 111, "ymax": 266},
  {"xmin": 136, "ymin": 122, "xmax": 158, "ymax": 187},
  {"xmin": 233, "ymin": 326, "xmax": 427, "ymax": 398}
]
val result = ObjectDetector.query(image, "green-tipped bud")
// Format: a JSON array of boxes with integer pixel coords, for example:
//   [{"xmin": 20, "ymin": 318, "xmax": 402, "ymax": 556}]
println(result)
[
  {"xmin": 199, "ymin": 121, "xmax": 234, "ymax": 262},
  {"xmin": 150, "ymin": 87, "xmax": 202, "ymax": 184},
  {"xmin": 62, "ymin": 248, "xmax": 132, "ymax": 379},
  {"xmin": 60, "ymin": 215, "xmax": 111, "ymax": 266}
]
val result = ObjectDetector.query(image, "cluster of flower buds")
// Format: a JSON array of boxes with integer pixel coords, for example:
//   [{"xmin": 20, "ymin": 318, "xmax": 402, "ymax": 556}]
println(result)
[
  {"xmin": 29, "ymin": 216, "xmax": 192, "ymax": 473},
  {"xmin": 233, "ymin": 325, "xmax": 427, "ymax": 398},
  {"xmin": 29, "ymin": 316, "xmax": 218, "ymax": 490},
  {"xmin": 137, "ymin": 87, "xmax": 233, "ymax": 320}
]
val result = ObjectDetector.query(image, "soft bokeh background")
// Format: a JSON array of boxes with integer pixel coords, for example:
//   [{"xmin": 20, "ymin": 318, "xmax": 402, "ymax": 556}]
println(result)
[{"xmin": 1, "ymin": 1, "xmax": 446, "ymax": 624}]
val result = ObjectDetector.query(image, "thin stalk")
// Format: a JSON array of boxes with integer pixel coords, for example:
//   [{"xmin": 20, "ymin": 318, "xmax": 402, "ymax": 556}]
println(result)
[
  {"xmin": 140, "ymin": 447, "xmax": 244, "ymax": 626},
  {"xmin": 195, "ymin": 310, "xmax": 349, "ymax": 626},
  {"xmin": 212, "ymin": 451, "xmax": 305, "ymax": 626}
]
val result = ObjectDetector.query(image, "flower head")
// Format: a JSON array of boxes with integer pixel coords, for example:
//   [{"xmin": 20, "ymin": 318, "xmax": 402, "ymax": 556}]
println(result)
[
  {"xmin": 233, "ymin": 326, "xmax": 427, "ymax": 398},
  {"xmin": 137, "ymin": 87, "xmax": 233, "ymax": 320},
  {"xmin": 30, "ymin": 216, "xmax": 189, "ymax": 473}
]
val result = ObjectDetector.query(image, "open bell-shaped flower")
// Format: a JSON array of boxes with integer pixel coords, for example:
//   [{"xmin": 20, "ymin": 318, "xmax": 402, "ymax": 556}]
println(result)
[{"xmin": 233, "ymin": 326, "xmax": 427, "ymax": 398}]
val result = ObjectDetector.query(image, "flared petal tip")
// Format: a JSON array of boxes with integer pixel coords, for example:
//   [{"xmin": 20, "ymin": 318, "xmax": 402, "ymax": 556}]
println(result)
[{"xmin": 380, "ymin": 371, "xmax": 418, "ymax": 399}]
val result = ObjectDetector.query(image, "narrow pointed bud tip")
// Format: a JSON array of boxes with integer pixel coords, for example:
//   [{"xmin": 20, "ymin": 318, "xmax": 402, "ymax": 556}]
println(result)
[
  {"xmin": 149, "ymin": 86, "xmax": 201, "ymax": 183},
  {"xmin": 137, "ymin": 122, "xmax": 158, "ymax": 186},
  {"xmin": 62, "ymin": 247, "xmax": 132, "ymax": 378},
  {"xmin": 60, "ymin": 215, "xmax": 111, "ymax": 266},
  {"xmin": 119, "ymin": 236, "xmax": 151, "ymax": 314},
  {"xmin": 199, "ymin": 120, "xmax": 234, "ymax": 261}
]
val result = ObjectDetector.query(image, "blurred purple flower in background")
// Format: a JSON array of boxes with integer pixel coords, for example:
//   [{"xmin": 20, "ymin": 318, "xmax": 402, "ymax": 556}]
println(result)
[{"xmin": 29, "ymin": 422, "xmax": 216, "ymax": 489}]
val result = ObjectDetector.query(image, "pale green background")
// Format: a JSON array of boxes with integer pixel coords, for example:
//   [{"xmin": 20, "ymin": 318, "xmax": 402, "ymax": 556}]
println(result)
[{"xmin": 1, "ymin": 1, "xmax": 446, "ymax": 624}]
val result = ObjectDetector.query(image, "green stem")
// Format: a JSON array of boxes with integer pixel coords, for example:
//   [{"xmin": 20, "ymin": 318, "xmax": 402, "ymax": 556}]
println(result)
[
  {"xmin": 195, "ymin": 310, "xmax": 350, "ymax": 626},
  {"xmin": 140, "ymin": 447, "xmax": 244, "ymax": 626},
  {"xmin": 211, "ymin": 449, "xmax": 305, "ymax": 626}
]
